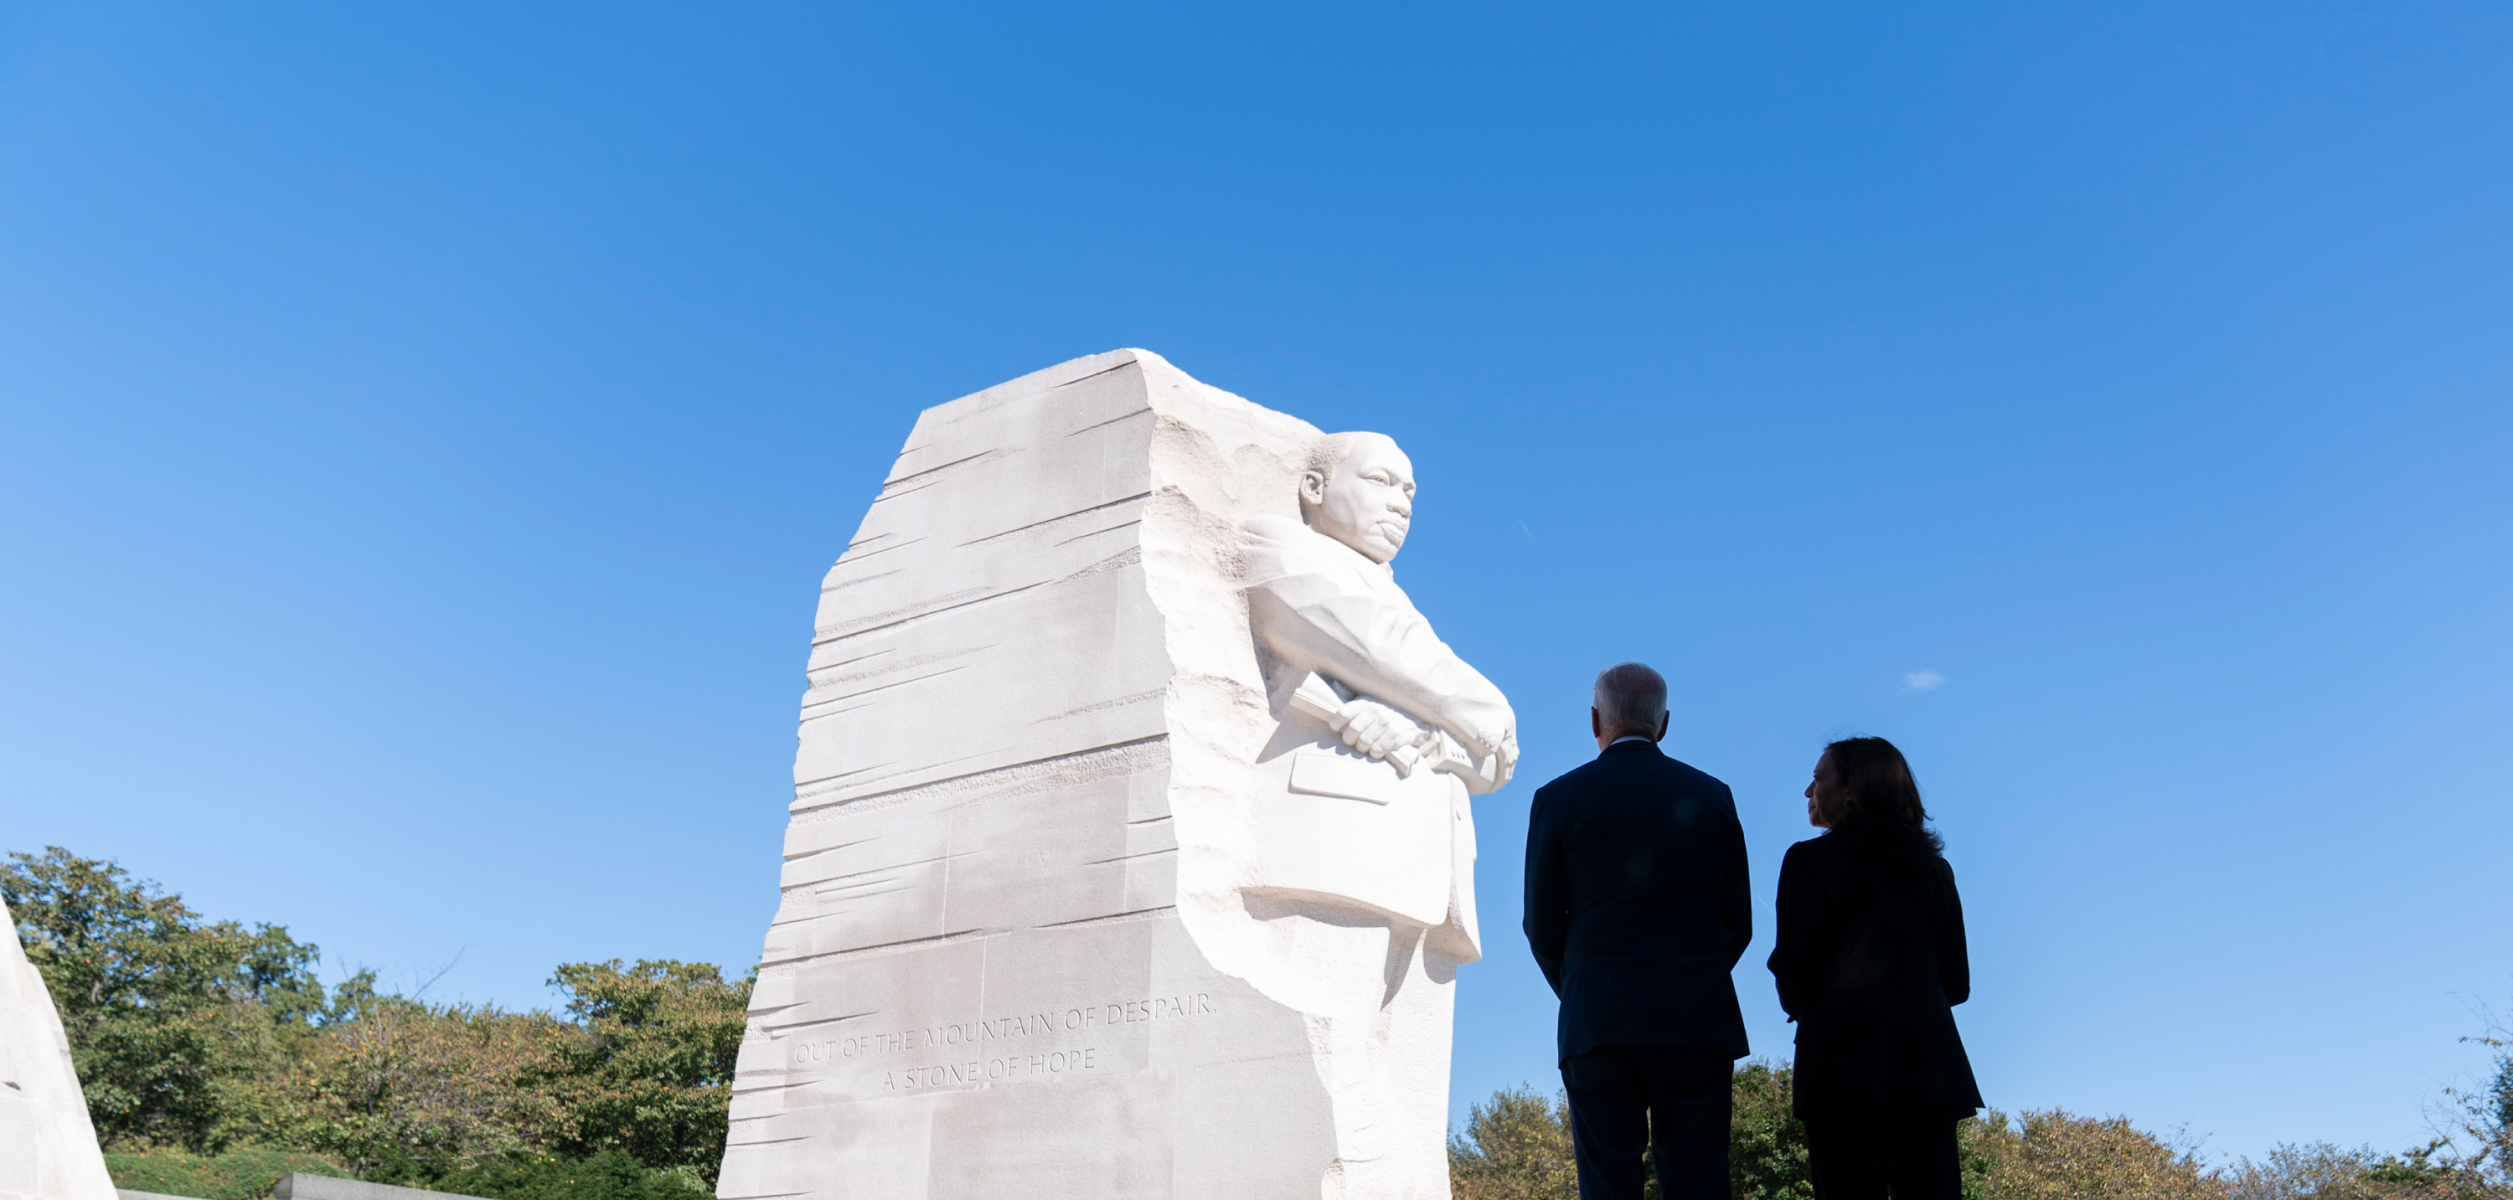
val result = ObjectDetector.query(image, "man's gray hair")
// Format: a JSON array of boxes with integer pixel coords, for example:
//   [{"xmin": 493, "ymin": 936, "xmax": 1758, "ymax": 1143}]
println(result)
[{"xmin": 1593, "ymin": 662, "xmax": 1668, "ymax": 737}]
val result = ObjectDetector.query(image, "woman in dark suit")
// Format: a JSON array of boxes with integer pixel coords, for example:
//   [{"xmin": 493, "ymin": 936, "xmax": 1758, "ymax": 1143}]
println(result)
[{"xmin": 1768, "ymin": 736, "xmax": 1982, "ymax": 1200}]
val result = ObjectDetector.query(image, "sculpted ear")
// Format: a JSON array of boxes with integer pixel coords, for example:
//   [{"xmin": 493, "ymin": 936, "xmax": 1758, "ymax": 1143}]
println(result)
[{"xmin": 1298, "ymin": 469, "xmax": 1328, "ymax": 507}]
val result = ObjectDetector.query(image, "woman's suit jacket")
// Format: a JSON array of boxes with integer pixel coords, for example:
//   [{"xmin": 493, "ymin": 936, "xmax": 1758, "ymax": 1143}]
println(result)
[{"xmin": 1768, "ymin": 827, "xmax": 1984, "ymax": 1114}]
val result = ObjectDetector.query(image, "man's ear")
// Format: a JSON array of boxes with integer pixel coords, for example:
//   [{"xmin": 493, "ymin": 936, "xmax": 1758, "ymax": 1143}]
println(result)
[
  {"xmin": 1590, "ymin": 707, "xmax": 1602, "ymax": 738},
  {"xmin": 1655, "ymin": 711, "xmax": 1670, "ymax": 741},
  {"xmin": 1298, "ymin": 469, "xmax": 1327, "ymax": 507}
]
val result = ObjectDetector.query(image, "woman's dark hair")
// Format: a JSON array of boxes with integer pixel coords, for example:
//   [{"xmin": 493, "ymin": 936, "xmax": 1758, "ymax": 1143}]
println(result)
[{"xmin": 1823, "ymin": 735, "xmax": 1944, "ymax": 854}]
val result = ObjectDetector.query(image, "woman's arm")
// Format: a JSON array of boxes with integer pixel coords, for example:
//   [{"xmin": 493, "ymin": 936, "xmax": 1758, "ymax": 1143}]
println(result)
[
  {"xmin": 1937, "ymin": 857, "xmax": 1971, "ymax": 1007},
  {"xmin": 1767, "ymin": 842, "xmax": 1818, "ymax": 1021}
]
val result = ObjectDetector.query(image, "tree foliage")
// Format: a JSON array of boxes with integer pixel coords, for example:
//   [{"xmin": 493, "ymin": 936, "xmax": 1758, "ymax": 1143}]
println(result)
[
  {"xmin": 1446, "ymin": 1062, "xmax": 1812, "ymax": 1200},
  {"xmin": 1448, "ymin": 1060, "xmax": 2513, "ymax": 1200},
  {"xmin": 15, "ymin": 843, "xmax": 2506, "ymax": 1200},
  {"xmin": 5, "ymin": 847, "xmax": 753, "ymax": 1194},
  {"xmin": 1, "ymin": 847, "xmax": 328, "ymax": 1151},
  {"xmin": 283, "ymin": 987, "xmax": 571, "ymax": 1174},
  {"xmin": 1449, "ymin": 1085, "xmax": 1579, "ymax": 1200},
  {"xmin": 1959, "ymin": 1109, "xmax": 2221, "ymax": 1199},
  {"xmin": 535, "ymin": 960, "xmax": 752, "ymax": 1171}
]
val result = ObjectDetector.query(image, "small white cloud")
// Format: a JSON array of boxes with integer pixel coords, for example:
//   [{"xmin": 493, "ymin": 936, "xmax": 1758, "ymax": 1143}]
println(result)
[{"xmin": 1902, "ymin": 669, "xmax": 1946, "ymax": 693}]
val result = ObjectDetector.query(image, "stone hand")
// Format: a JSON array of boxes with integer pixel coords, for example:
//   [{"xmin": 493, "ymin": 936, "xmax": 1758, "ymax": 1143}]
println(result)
[
  {"xmin": 1489, "ymin": 726, "xmax": 1519, "ymax": 790},
  {"xmin": 1330, "ymin": 696, "xmax": 1433, "ymax": 760}
]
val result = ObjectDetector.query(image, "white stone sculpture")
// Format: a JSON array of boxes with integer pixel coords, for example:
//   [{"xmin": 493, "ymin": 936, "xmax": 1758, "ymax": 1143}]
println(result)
[
  {"xmin": 0, "ymin": 900, "xmax": 116, "ymax": 1200},
  {"xmin": 716, "ymin": 350, "xmax": 1516, "ymax": 1200}
]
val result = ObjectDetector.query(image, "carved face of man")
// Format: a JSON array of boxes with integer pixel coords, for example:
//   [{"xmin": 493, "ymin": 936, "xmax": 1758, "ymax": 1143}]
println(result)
[{"xmin": 1300, "ymin": 434, "xmax": 1416, "ymax": 564}]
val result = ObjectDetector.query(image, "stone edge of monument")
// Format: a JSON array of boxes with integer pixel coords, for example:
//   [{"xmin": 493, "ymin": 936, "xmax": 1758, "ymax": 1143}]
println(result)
[{"xmin": 270, "ymin": 1176, "xmax": 497, "ymax": 1200}]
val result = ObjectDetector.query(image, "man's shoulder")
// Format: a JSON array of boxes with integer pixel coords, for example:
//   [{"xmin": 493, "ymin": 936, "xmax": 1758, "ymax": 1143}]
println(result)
[
  {"xmin": 1653, "ymin": 752, "xmax": 1733, "ymax": 795},
  {"xmin": 1535, "ymin": 752, "xmax": 1617, "ymax": 797},
  {"xmin": 1537, "ymin": 747, "xmax": 1731, "ymax": 803},
  {"xmin": 1245, "ymin": 513, "xmax": 1308, "ymax": 541},
  {"xmin": 1246, "ymin": 514, "xmax": 1365, "ymax": 586}
]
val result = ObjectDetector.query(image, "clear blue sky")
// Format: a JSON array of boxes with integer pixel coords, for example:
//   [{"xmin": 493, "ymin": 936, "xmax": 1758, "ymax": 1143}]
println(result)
[{"xmin": 4, "ymin": 0, "xmax": 2507, "ymax": 1165}]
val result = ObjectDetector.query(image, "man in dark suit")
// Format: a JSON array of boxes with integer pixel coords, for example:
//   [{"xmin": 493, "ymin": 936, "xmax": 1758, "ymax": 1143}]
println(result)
[{"xmin": 1523, "ymin": 662, "xmax": 1753, "ymax": 1200}]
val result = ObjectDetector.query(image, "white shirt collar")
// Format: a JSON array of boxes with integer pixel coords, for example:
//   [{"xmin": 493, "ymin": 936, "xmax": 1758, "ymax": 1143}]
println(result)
[{"xmin": 1608, "ymin": 735, "xmax": 1654, "ymax": 748}]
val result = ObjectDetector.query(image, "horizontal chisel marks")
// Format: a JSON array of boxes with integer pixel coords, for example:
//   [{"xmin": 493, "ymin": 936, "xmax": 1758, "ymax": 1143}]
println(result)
[
  {"xmin": 799, "ymin": 743, "xmax": 1005, "ymax": 803},
  {"xmin": 799, "ymin": 650, "xmax": 977, "ymax": 714},
  {"xmin": 761, "ymin": 927, "xmax": 989, "ymax": 969},
  {"xmin": 787, "ymin": 850, "xmax": 966, "ymax": 895},
  {"xmin": 795, "ymin": 665, "xmax": 967, "ymax": 717},
  {"xmin": 799, "ymin": 885, "xmax": 914, "ymax": 911},
  {"xmin": 781, "ymin": 836, "xmax": 872, "ymax": 864},
  {"xmin": 810, "ymin": 581, "xmax": 1045, "ymax": 645},
  {"xmin": 1058, "ymin": 546, "xmax": 1141, "ymax": 583},
  {"xmin": 1046, "ymin": 358, "xmax": 1138, "ymax": 392},
  {"xmin": 879, "ymin": 448, "xmax": 1007, "ymax": 494},
  {"xmin": 789, "ymin": 736, "xmax": 1170, "ymax": 819},
  {"xmin": 818, "ymin": 568, "xmax": 901, "ymax": 596},
  {"xmin": 805, "ymin": 648, "xmax": 984, "ymax": 692},
  {"xmin": 756, "ymin": 1010, "xmax": 878, "ymax": 1037},
  {"xmin": 784, "ymin": 762, "xmax": 892, "ymax": 790},
  {"xmin": 1062, "ymin": 406, "xmax": 1154, "ymax": 438},
  {"xmin": 1037, "ymin": 905, "xmax": 1178, "ymax": 930},
  {"xmin": 1034, "ymin": 689, "xmax": 1164, "ymax": 724},
  {"xmin": 955, "ymin": 491, "xmax": 1151, "ymax": 548},
  {"xmin": 1081, "ymin": 847, "xmax": 1179, "ymax": 866},
  {"xmin": 802, "ymin": 644, "xmax": 899, "ymax": 672},
  {"xmin": 1055, "ymin": 519, "xmax": 1142, "ymax": 547},
  {"xmin": 791, "ymin": 748, "xmax": 996, "ymax": 799},
  {"xmin": 830, "ymin": 536, "xmax": 922, "ymax": 570}
]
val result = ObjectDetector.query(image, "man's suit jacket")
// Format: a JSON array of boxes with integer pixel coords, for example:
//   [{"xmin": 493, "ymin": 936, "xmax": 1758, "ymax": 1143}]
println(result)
[
  {"xmin": 1522, "ymin": 740, "xmax": 1752, "ymax": 1065},
  {"xmin": 1767, "ymin": 828, "xmax": 1983, "ymax": 1113}
]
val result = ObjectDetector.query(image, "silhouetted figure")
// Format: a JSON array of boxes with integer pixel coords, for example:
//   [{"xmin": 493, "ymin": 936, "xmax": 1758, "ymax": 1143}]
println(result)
[
  {"xmin": 1769, "ymin": 737, "xmax": 1983, "ymax": 1200},
  {"xmin": 1524, "ymin": 663, "xmax": 1752, "ymax": 1200}
]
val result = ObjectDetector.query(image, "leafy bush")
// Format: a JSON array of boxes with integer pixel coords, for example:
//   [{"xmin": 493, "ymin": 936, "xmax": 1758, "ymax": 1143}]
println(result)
[
  {"xmin": 1960, "ymin": 1108, "xmax": 2222, "ymax": 1199},
  {"xmin": 281, "ymin": 987, "xmax": 572, "ymax": 1175},
  {"xmin": 7, "ymin": 848, "xmax": 751, "ymax": 1186},
  {"xmin": 2221, "ymin": 1141, "xmax": 2500, "ymax": 1200},
  {"xmin": 1449, "ymin": 1085, "xmax": 1579, "ymax": 1200},
  {"xmin": 104, "ymin": 1145, "xmax": 351, "ymax": 1200},
  {"xmin": 1729, "ymin": 1060, "xmax": 1813, "ymax": 1200},
  {"xmin": 3, "ymin": 847, "xmax": 328, "ymax": 1152},
  {"xmin": 533, "ymin": 960, "xmax": 750, "ymax": 1171},
  {"xmin": 378, "ymin": 1150, "xmax": 712, "ymax": 1200},
  {"xmin": 1447, "ymin": 1061, "xmax": 1811, "ymax": 1200}
]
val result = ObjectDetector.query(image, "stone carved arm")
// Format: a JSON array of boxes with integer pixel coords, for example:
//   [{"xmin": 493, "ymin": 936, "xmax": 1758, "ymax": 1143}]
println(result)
[
  {"xmin": 1250, "ymin": 576, "xmax": 1517, "ymax": 792},
  {"xmin": 1287, "ymin": 675, "xmax": 1437, "ymax": 763}
]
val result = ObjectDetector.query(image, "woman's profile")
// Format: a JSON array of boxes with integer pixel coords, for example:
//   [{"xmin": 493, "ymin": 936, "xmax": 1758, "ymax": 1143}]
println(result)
[{"xmin": 1768, "ymin": 736, "xmax": 1983, "ymax": 1200}]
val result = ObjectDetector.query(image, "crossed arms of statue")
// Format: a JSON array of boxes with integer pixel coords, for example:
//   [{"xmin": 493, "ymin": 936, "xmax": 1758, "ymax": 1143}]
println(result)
[{"xmin": 1247, "ymin": 566, "xmax": 1519, "ymax": 794}]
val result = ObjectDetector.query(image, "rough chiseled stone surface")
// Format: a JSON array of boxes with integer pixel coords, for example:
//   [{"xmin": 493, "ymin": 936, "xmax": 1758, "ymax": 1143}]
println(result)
[
  {"xmin": 1, "ymin": 900, "xmax": 115, "ymax": 1200},
  {"xmin": 716, "ymin": 350, "xmax": 1515, "ymax": 1200}
]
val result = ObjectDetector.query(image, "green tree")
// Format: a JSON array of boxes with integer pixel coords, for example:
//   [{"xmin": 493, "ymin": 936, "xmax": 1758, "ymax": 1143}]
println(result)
[
  {"xmin": 2, "ymin": 847, "xmax": 326, "ymax": 1151},
  {"xmin": 1447, "ymin": 1062, "xmax": 1814, "ymax": 1200},
  {"xmin": 1449, "ymin": 1085, "xmax": 1579, "ymax": 1200},
  {"xmin": 2454, "ymin": 1016, "xmax": 2513, "ymax": 1188},
  {"xmin": 1729, "ymin": 1061, "xmax": 1813, "ymax": 1200},
  {"xmin": 534, "ymin": 959, "xmax": 753, "ymax": 1179},
  {"xmin": 284, "ymin": 986, "xmax": 569, "ymax": 1176},
  {"xmin": 1961, "ymin": 1109, "xmax": 2223, "ymax": 1200}
]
